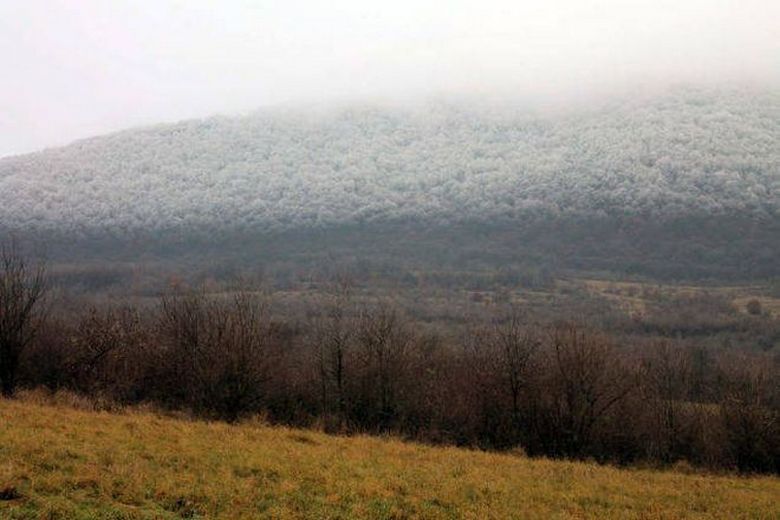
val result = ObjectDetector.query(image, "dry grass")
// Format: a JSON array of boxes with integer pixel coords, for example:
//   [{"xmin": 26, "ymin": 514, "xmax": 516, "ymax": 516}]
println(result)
[
  {"xmin": 0, "ymin": 395, "xmax": 778, "ymax": 519},
  {"xmin": 732, "ymin": 296, "xmax": 780, "ymax": 316},
  {"xmin": 582, "ymin": 279, "xmax": 780, "ymax": 318}
]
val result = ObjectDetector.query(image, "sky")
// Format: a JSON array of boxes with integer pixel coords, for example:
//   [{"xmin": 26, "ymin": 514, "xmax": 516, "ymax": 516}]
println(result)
[{"xmin": 1, "ymin": 0, "xmax": 778, "ymax": 157}]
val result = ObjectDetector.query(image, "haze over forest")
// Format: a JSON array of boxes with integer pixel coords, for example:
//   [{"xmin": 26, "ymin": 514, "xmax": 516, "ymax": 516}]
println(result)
[
  {"xmin": 1, "ymin": 86, "xmax": 778, "ymax": 237},
  {"xmin": 2, "ymin": 0, "xmax": 778, "ymax": 157},
  {"xmin": 2, "ymin": 5, "xmax": 780, "ymax": 516}
]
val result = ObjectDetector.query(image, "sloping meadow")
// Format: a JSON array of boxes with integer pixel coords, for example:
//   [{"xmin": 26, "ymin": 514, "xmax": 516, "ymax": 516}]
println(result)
[{"xmin": 1, "ymin": 395, "xmax": 778, "ymax": 519}]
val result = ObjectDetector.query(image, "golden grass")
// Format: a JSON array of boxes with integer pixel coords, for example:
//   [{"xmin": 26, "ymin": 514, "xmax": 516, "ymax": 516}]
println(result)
[
  {"xmin": 1, "ymin": 396, "xmax": 778, "ymax": 519},
  {"xmin": 582, "ymin": 278, "xmax": 780, "ymax": 318}
]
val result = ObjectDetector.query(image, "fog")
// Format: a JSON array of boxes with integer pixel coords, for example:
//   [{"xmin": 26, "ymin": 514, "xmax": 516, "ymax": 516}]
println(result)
[{"xmin": 1, "ymin": 0, "xmax": 778, "ymax": 157}]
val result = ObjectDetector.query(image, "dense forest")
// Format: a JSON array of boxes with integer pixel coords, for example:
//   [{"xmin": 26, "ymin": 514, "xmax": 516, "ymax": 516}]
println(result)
[
  {"xmin": 1, "ymin": 86, "xmax": 777, "ymax": 280},
  {"xmin": 0, "ymin": 87, "xmax": 776, "ymax": 233}
]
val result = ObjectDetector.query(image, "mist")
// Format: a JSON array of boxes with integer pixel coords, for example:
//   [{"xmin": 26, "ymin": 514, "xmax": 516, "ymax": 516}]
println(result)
[{"xmin": 1, "ymin": 0, "xmax": 778, "ymax": 157}]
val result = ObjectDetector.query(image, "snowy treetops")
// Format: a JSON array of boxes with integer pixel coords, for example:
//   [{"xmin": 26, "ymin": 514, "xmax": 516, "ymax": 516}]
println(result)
[{"xmin": 0, "ymin": 87, "xmax": 777, "ymax": 236}]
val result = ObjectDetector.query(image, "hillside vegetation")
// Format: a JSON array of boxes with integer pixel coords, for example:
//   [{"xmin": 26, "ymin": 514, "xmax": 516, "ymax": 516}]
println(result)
[
  {"xmin": 1, "ymin": 395, "xmax": 778, "ymax": 519},
  {"xmin": 2, "ymin": 86, "xmax": 778, "ymax": 280},
  {"xmin": 1, "ymin": 87, "xmax": 777, "ymax": 236}
]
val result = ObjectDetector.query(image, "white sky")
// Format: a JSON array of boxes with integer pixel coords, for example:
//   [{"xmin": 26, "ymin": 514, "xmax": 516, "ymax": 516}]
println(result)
[{"xmin": 1, "ymin": 0, "xmax": 778, "ymax": 157}]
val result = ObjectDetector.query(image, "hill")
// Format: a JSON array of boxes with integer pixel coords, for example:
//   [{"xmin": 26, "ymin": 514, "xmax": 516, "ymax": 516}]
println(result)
[
  {"xmin": 2, "ymin": 86, "xmax": 777, "ymax": 234},
  {"xmin": 1, "ymin": 395, "xmax": 778, "ymax": 519},
  {"xmin": 1, "ymin": 86, "xmax": 778, "ymax": 280}
]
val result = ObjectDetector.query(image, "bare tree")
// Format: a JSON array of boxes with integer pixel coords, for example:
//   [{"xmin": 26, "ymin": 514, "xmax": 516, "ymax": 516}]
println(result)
[
  {"xmin": 68, "ymin": 305, "xmax": 147, "ymax": 399},
  {"xmin": 158, "ymin": 288, "xmax": 207, "ymax": 405},
  {"xmin": 312, "ymin": 278, "xmax": 354, "ymax": 426},
  {"xmin": 544, "ymin": 324, "xmax": 636, "ymax": 457},
  {"xmin": 356, "ymin": 303, "xmax": 413, "ymax": 428},
  {"xmin": 158, "ymin": 288, "xmax": 279, "ymax": 421},
  {"xmin": 641, "ymin": 341, "xmax": 693, "ymax": 463},
  {"xmin": 461, "ymin": 325, "xmax": 506, "ymax": 448},
  {"xmin": 718, "ymin": 353, "xmax": 779, "ymax": 473},
  {"xmin": 491, "ymin": 309, "xmax": 540, "ymax": 435},
  {"xmin": 0, "ymin": 240, "xmax": 47, "ymax": 397},
  {"xmin": 204, "ymin": 290, "xmax": 278, "ymax": 422}
]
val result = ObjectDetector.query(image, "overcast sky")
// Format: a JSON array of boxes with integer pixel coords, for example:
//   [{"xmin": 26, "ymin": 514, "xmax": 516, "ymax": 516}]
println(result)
[{"xmin": 1, "ymin": 0, "xmax": 778, "ymax": 157}]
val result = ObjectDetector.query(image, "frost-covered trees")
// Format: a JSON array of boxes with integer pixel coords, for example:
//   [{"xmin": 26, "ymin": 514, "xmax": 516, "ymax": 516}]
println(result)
[{"xmin": 0, "ymin": 87, "xmax": 777, "ymax": 236}]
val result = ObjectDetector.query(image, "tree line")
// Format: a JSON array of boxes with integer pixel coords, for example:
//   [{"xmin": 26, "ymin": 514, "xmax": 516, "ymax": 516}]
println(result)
[{"xmin": 1, "ymin": 246, "xmax": 778, "ymax": 474}]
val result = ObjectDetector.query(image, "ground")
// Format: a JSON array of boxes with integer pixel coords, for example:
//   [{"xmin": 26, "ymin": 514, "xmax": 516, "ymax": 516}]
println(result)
[{"xmin": 1, "ymin": 394, "xmax": 778, "ymax": 519}]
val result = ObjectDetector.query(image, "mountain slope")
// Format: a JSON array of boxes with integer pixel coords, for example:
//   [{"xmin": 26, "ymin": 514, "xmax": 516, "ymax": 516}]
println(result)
[
  {"xmin": 1, "ymin": 87, "xmax": 777, "ymax": 236},
  {"xmin": 1, "ymin": 87, "xmax": 778, "ymax": 280}
]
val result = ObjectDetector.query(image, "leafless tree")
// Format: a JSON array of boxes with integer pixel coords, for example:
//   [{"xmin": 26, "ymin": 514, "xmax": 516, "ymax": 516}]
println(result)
[
  {"xmin": 312, "ymin": 278, "xmax": 354, "ymax": 426},
  {"xmin": 641, "ymin": 341, "xmax": 693, "ymax": 462},
  {"xmin": 0, "ymin": 240, "xmax": 47, "ymax": 396},
  {"xmin": 158, "ymin": 288, "xmax": 278, "ymax": 421},
  {"xmin": 717, "ymin": 353, "xmax": 779, "ymax": 473},
  {"xmin": 490, "ymin": 309, "xmax": 540, "ymax": 434},
  {"xmin": 356, "ymin": 303, "xmax": 413, "ymax": 428},
  {"xmin": 544, "ymin": 323, "xmax": 636, "ymax": 457},
  {"xmin": 68, "ymin": 306, "xmax": 148, "ymax": 399}
]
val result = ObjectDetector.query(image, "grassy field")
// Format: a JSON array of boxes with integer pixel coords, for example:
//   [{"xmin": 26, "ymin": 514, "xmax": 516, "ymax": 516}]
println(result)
[
  {"xmin": 581, "ymin": 278, "xmax": 780, "ymax": 317},
  {"xmin": 0, "ymin": 396, "xmax": 778, "ymax": 519}
]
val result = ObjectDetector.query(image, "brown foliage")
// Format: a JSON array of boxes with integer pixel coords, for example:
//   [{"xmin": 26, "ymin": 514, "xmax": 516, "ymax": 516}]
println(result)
[{"xmin": 7, "ymin": 269, "xmax": 778, "ymax": 474}]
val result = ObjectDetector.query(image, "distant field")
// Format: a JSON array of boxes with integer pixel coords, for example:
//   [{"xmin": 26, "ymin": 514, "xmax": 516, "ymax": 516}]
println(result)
[
  {"xmin": 1, "ymin": 396, "xmax": 778, "ymax": 519},
  {"xmin": 582, "ymin": 278, "xmax": 780, "ymax": 318}
]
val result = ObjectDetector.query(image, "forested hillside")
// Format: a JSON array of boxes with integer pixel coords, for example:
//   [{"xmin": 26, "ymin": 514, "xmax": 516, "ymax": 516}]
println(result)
[
  {"xmin": 1, "ymin": 86, "xmax": 777, "ymax": 233},
  {"xmin": 1, "ymin": 86, "xmax": 778, "ymax": 279}
]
